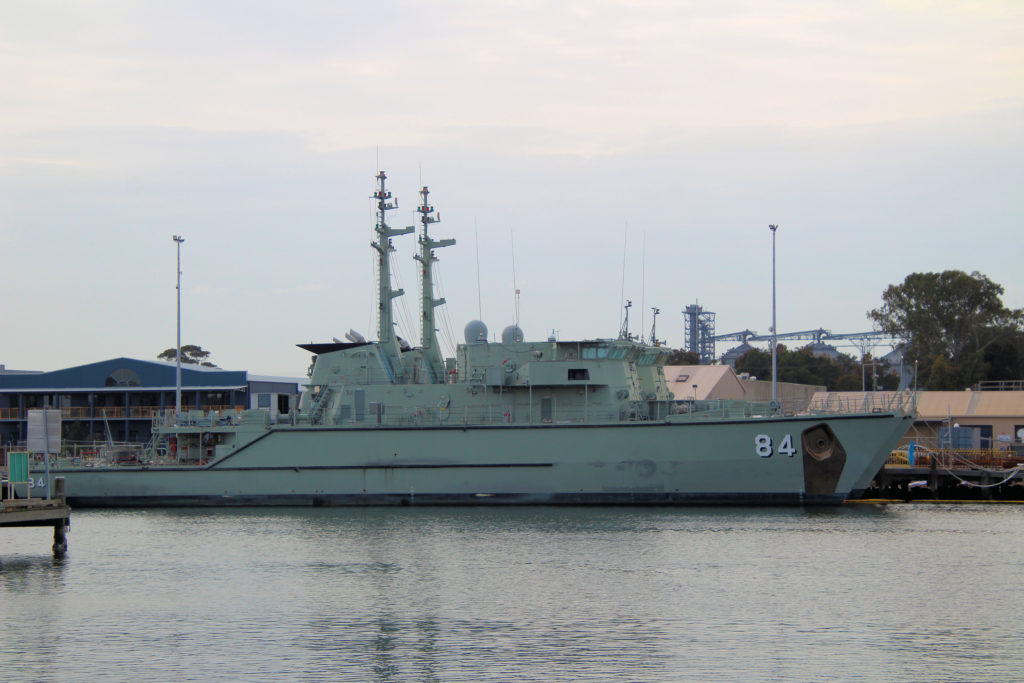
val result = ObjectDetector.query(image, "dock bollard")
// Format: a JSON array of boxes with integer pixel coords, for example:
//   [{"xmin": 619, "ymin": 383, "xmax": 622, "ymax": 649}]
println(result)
[{"xmin": 52, "ymin": 477, "xmax": 68, "ymax": 556}]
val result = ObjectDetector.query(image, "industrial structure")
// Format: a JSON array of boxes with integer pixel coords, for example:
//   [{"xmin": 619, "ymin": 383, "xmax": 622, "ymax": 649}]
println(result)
[{"xmin": 681, "ymin": 303, "xmax": 898, "ymax": 366}]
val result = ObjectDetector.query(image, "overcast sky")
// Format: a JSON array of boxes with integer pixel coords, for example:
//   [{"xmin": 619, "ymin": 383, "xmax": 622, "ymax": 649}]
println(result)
[{"xmin": 2, "ymin": 0, "xmax": 1022, "ymax": 376}]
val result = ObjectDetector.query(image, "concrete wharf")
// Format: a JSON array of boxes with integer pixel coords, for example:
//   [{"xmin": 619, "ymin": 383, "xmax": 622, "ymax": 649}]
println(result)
[{"xmin": 1, "ymin": 475, "xmax": 71, "ymax": 555}]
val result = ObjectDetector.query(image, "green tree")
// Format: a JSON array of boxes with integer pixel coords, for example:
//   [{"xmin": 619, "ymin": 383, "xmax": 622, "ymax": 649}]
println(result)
[
  {"xmin": 733, "ymin": 346, "xmax": 899, "ymax": 391},
  {"xmin": 981, "ymin": 327, "xmax": 1024, "ymax": 381},
  {"xmin": 665, "ymin": 348, "xmax": 701, "ymax": 365},
  {"xmin": 158, "ymin": 344, "xmax": 217, "ymax": 367},
  {"xmin": 868, "ymin": 271, "xmax": 1023, "ymax": 389}
]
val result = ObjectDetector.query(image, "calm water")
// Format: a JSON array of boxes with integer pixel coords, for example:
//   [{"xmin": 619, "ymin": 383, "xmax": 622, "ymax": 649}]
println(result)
[{"xmin": 2, "ymin": 505, "xmax": 1023, "ymax": 682}]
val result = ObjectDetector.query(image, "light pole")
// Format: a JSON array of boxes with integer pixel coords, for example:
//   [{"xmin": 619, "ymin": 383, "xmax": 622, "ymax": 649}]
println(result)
[
  {"xmin": 861, "ymin": 360, "xmax": 879, "ymax": 392},
  {"xmin": 173, "ymin": 235, "xmax": 185, "ymax": 419},
  {"xmin": 769, "ymin": 224, "xmax": 778, "ymax": 411}
]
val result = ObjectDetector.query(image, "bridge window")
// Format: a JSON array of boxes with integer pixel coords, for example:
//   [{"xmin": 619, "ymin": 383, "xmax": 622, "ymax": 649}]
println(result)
[{"xmin": 568, "ymin": 369, "xmax": 590, "ymax": 381}]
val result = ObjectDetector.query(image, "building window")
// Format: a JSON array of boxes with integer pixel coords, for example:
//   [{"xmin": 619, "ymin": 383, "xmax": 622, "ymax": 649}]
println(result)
[{"xmin": 257, "ymin": 394, "xmax": 271, "ymax": 409}]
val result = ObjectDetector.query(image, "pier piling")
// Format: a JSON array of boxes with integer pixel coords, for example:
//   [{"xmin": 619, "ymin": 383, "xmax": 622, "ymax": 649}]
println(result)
[{"xmin": 1, "ymin": 473, "xmax": 71, "ymax": 556}]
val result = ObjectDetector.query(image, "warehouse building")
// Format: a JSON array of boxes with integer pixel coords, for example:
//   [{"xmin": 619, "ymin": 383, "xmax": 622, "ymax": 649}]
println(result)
[{"xmin": 0, "ymin": 358, "xmax": 303, "ymax": 446}]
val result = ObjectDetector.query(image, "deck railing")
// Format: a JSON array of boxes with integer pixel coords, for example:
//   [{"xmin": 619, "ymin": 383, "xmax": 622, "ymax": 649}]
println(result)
[
  {"xmin": 151, "ymin": 407, "xmax": 249, "ymax": 428},
  {"xmin": 295, "ymin": 394, "xmax": 911, "ymax": 428},
  {"xmin": 140, "ymin": 393, "xmax": 914, "ymax": 431},
  {"xmin": 807, "ymin": 391, "xmax": 917, "ymax": 416}
]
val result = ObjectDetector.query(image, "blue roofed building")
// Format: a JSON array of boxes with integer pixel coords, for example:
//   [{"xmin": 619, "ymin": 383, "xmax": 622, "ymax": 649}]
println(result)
[{"xmin": 0, "ymin": 358, "xmax": 303, "ymax": 446}]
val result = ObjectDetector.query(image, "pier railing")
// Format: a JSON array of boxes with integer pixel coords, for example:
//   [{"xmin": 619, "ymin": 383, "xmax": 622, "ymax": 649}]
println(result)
[
  {"xmin": 886, "ymin": 444, "xmax": 1024, "ymax": 470},
  {"xmin": 970, "ymin": 379, "xmax": 1024, "ymax": 391}
]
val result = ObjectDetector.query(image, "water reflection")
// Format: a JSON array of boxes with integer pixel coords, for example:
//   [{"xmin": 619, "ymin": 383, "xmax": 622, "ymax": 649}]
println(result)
[
  {"xmin": 0, "ymin": 552, "xmax": 67, "ymax": 591},
  {"xmin": 0, "ymin": 551, "xmax": 68, "ymax": 682},
  {"xmin": 1, "ymin": 505, "xmax": 1023, "ymax": 681}
]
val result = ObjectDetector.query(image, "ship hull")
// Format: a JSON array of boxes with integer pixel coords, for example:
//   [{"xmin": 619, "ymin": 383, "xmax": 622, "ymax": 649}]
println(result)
[{"xmin": 50, "ymin": 412, "xmax": 912, "ymax": 506}]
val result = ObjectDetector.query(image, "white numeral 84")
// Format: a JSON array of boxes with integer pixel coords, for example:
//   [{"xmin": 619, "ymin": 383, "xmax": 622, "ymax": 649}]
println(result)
[{"xmin": 755, "ymin": 433, "xmax": 796, "ymax": 458}]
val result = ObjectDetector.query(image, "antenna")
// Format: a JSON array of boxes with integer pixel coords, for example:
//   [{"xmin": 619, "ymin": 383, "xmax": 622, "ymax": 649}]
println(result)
[
  {"xmin": 619, "ymin": 222, "xmax": 628, "ymax": 333},
  {"xmin": 619, "ymin": 300, "xmax": 633, "ymax": 341},
  {"xmin": 474, "ymin": 218, "xmax": 482, "ymax": 320},
  {"xmin": 649, "ymin": 307, "xmax": 660, "ymax": 347},
  {"xmin": 640, "ymin": 230, "xmax": 646, "ymax": 342},
  {"xmin": 769, "ymin": 223, "xmax": 779, "ymax": 411},
  {"xmin": 511, "ymin": 229, "xmax": 520, "ymax": 329}
]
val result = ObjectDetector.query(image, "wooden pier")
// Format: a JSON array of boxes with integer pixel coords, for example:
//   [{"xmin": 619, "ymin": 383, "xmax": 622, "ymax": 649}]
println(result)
[
  {"xmin": 863, "ymin": 450, "xmax": 1024, "ymax": 502},
  {"xmin": 2, "ymin": 458, "xmax": 71, "ymax": 555}
]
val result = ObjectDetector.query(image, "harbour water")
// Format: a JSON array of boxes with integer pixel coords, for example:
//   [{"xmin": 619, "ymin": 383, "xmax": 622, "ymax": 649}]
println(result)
[{"xmin": 2, "ymin": 505, "xmax": 1023, "ymax": 682}]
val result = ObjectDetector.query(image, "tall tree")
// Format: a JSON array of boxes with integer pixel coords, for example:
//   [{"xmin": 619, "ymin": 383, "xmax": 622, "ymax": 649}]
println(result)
[
  {"xmin": 869, "ymin": 270, "xmax": 1023, "ymax": 389},
  {"xmin": 158, "ymin": 344, "xmax": 217, "ymax": 367}
]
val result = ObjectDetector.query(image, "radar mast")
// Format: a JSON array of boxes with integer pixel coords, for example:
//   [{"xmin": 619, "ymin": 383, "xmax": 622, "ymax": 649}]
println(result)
[
  {"xmin": 414, "ymin": 185, "xmax": 455, "ymax": 383},
  {"xmin": 371, "ymin": 171, "xmax": 414, "ymax": 383}
]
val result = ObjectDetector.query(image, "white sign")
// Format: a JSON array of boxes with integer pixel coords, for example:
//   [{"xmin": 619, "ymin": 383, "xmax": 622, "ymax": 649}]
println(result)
[{"xmin": 27, "ymin": 409, "xmax": 62, "ymax": 453}]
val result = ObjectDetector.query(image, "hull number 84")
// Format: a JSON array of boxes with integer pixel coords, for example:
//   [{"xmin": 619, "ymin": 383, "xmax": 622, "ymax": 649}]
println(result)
[{"xmin": 755, "ymin": 434, "xmax": 796, "ymax": 458}]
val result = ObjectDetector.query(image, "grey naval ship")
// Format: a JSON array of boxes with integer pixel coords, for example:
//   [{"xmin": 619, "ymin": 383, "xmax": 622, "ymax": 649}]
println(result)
[{"xmin": 52, "ymin": 172, "xmax": 913, "ymax": 506}]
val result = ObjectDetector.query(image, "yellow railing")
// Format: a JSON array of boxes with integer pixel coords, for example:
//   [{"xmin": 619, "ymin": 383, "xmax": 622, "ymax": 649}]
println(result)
[
  {"xmin": 130, "ymin": 406, "xmax": 162, "ymax": 418},
  {"xmin": 887, "ymin": 448, "xmax": 1024, "ymax": 468}
]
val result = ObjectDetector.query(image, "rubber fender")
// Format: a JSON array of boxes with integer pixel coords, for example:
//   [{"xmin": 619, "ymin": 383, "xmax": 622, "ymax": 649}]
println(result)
[{"xmin": 802, "ymin": 423, "xmax": 847, "ymax": 495}]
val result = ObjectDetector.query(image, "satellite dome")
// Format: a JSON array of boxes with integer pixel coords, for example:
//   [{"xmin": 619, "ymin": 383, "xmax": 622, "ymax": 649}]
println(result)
[
  {"xmin": 501, "ymin": 325, "xmax": 524, "ymax": 344},
  {"xmin": 464, "ymin": 320, "xmax": 488, "ymax": 344}
]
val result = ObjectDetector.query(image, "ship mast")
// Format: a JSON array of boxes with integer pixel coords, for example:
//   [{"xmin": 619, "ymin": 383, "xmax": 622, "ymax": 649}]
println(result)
[
  {"xmin": 413, "ymin": 185, "xmax": 455, "ymax": 383},
  {"xmin": 371, "ymin": 171, "xmax": 414, "ymax": 383}
]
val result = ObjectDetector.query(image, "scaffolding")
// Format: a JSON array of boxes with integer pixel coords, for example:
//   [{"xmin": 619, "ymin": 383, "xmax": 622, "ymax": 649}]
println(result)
[{"xmin": 683, "ymin": 303, "xmax": 716, "ymax": 364}]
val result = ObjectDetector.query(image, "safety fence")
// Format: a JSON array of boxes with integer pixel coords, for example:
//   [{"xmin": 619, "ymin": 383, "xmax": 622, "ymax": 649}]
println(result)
[{"xmin": 887, "ymin": 447, "xmax": 1024, "ymax": 470}]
